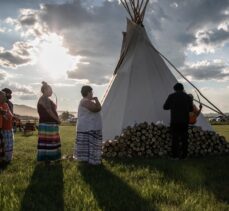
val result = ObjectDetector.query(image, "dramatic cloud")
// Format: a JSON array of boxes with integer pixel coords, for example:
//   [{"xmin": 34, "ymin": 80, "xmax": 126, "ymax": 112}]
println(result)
[
  {"xmin": 67, "ymin": 58, "xmax": 111, "ymax": 85},
  {"xmin": 37, "ymin": 0, "xmax": 125, "ymax": 84},
  {"xmin": 188, "ymin": 26, "xmax": 229, "ymax": 54},
  {"xmin": 39, "ymin": 0, "xmax": 124, "ymax": 56},
  {"xmin": 5, "ymin": 8, "xmax": 49, "ymax": 38},
  {"xmin": 4, "ymin": 0, "xmax": 229, "ymax": 81},
  {"xmin": 12, "ymin": 41, "xmax": 32, "ymax": 56},
  {"xmin": 181, "ymin": 0, "xmax": 229, "ymax": 30},
  {"xmin": 0, "ymin": 52, "xmax": 31, "ymax": 68},
  {"xmin": 0, "ymin": 81, "xmax": 35, "ymax": 94},
  {"xmin": 0, "ymin": 42, "xmax": 32, "ymax": 68},
  {"xmin": 40, "ymin": 1, "xmax": 92, "ymax": 29},
  {"xmin": 0, "ymin": 81, "xmax": 37, "ymax": 100},
  {"xmin": 0, "ymin": 69, "xmax": 8, "ymax": 80},
  {"xmin": 182, "ymin": 60, "xmax": 229, "ymax": 80},
  {"xmin": 145, "ymin": 0, "xmax": 229, "ymax": 65},
  {"xmin": 0, "ymin": 1, "xmax": 124, "ymax": 84},
  {"xmin": 19, "ymin": 9, "xmax": 37, "ymax": 26},
  {"xmin": 18, "ymin": 94, "xmax": 37, "ymax": 100}
]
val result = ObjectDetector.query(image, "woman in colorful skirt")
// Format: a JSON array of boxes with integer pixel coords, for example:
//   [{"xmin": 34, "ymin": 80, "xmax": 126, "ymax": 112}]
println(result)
[
  {"xmin": 74, "ymin": 86, "xmax": 102, "ymax": 165},
  {"xmin": 37, "ymin": 82, "xmax": 61, "ymax": 163},
  {"xmin": 0, "ymin": 91, "xmax": 14, "ymax": 164}
]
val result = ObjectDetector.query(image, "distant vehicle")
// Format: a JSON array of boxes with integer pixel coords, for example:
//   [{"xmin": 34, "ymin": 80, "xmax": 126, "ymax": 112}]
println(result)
[
  {"xmin": 23, "ymin": 121, "xmax": 36, "ymax": 136},
  {"xmin": 210, "ymin": 115, "xmax": 228, "ymax": 122}
]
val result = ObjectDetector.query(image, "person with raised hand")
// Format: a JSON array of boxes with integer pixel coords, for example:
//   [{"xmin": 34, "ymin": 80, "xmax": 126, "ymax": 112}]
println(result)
[{"xmin": 74, "ymin": 85, "xmax": 102, "ymax": 165}]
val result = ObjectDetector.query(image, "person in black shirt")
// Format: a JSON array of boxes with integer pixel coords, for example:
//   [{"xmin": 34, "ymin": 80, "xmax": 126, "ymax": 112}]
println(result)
[{"xmin": 163, "ymin": 83, "xmax": 193, "ymax": 159}]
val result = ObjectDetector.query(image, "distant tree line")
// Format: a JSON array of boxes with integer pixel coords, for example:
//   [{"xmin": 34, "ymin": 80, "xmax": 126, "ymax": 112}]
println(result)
[{"xmin": 60, "ymin": 111, "xmax": 75, "ymax": 121}]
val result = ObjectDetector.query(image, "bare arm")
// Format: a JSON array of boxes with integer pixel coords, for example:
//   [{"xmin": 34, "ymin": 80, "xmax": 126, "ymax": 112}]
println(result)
[
  {"xmin": 45, "ymin": 107, "xmax": 60, "ymax": 123},
  {"xmin": 82, "ymin": 97, "xmax": 101, "ymax": 113},
  {"xmin": 194, "ymin": 104, "xmax": 202, "ymax": 116}
]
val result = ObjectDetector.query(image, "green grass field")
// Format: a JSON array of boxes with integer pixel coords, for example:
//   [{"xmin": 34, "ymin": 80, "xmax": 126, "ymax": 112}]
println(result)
[
  {"xmin": 0, "ymin": 126, "xmax": 229, "ymax": 211},
  {"xmin": 213, "ymin": 125, "xmax": 229, "ymax": 141}
]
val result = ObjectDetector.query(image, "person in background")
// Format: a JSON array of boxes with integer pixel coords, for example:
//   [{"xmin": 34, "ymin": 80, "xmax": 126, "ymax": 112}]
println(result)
[
  {"xmin": 188, "ymin": 94, "xmax": 202, "ymax": 125},
  {"xmin": 163, "ymin": 83, "xmax": 193, "ymax": 159},
  {"xmin": 74, "ymin": 85, "xmax": 102, "ymax": 165},
  {"xmin": 2, "ymin": 88, "xmax": 21, "ymax": 134},
  {"xmin": 2, "ymin": 88, "xmax": 13, "ymax": 114},
  {"xmin": 0, "ymin": 91, "xmax": 13, "ymax": 164},
  {"xmin": 37, "ymin": 81, "xmax": 61, "ymax": 164}
]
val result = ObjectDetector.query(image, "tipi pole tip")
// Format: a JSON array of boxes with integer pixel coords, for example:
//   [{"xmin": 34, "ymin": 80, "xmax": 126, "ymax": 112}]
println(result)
[{"xmin": 120, "ymin": 0, "xmax": 150, "ymax": 24}]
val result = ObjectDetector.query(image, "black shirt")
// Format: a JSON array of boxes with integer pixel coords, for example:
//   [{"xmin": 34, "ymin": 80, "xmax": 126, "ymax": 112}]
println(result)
[
  {"xmin": 37, "ymin": 97, "xmax": 59, "ymax": 124},
  {"xmin": 163, "ymin": 91, "xmax": 193, "ymax": 125}
]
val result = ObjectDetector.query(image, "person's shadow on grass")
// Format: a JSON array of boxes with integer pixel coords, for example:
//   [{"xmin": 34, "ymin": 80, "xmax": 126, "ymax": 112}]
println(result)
[
  {"xmin": 78, "ymin": 163, "xmax": 156, "ymax": 211},
  {"xmin": 20, "ymin": 162, "xmax": 64, "ymax": 211},
  {"xmin": 0, "ymin": 162, "xmax": 9, "ymax": 172}
]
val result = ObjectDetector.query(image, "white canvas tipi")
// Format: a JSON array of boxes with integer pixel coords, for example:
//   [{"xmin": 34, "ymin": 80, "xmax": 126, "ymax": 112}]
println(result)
[{"xmin": 102, "ymin": 0, "xmax": 212, "ymax": 141}]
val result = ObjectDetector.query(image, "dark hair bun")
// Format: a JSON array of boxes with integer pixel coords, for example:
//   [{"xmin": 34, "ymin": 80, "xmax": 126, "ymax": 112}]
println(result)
[
  {"xmin": 41, "ymin": 81, "xmax": 50, "ymax": 94},
  {"xmin": 2, "ymin": 88, "xmax": 12, "ymax": 94}
]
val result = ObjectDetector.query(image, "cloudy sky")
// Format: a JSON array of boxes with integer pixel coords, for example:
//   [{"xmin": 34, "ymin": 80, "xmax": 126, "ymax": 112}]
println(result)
[{"xmin": 0, "ymin": 0, "xmax": 228, "ymax": 113}]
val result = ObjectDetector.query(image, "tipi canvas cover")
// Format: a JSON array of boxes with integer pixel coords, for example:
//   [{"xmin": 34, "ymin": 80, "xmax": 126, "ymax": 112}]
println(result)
[{"xmin": 102, "ymin": 16, "xmax": 212, "ymax": 141}]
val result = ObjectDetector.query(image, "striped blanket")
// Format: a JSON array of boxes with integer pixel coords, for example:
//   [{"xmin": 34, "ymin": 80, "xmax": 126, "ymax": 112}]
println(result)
[
  {"xmin": 37, "ymin": 123, "xmax": 61, "ymax": 161},
  {"xmin": 2, "ymin": 130, "xmax": 14, "ymax": 162},
  {"xmin": 74, "ymin": 130, "xmax": 102, "ymax": 165}
]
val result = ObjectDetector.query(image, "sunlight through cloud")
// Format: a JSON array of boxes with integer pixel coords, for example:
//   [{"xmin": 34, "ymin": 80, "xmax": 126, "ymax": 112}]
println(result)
[{"xmin": 38, "ymin": 33, "xmax": 79, "ymax": 80}]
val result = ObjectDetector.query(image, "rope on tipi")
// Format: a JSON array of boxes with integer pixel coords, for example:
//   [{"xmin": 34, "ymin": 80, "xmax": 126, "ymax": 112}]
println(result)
[{"xmin": 151, "ymin": 45, "xmax": 227, "ymax": 117}]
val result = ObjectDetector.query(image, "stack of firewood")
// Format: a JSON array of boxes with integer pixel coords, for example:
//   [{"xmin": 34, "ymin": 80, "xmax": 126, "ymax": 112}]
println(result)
[{"xmin": 102, "ymin": 122, "xmax": 229, "ymax": 158}]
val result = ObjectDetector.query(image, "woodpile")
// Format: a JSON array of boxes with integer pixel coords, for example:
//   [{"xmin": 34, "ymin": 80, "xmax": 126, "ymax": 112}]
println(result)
[{"xmin": 102, "ymin": 122, "xmax": 229, "ymax": 158}]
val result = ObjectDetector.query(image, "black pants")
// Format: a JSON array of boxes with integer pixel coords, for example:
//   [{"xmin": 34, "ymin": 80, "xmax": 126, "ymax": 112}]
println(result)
[{"xmin": 170, "ymin": 124, "xmax": 188, "ymax": 158}]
